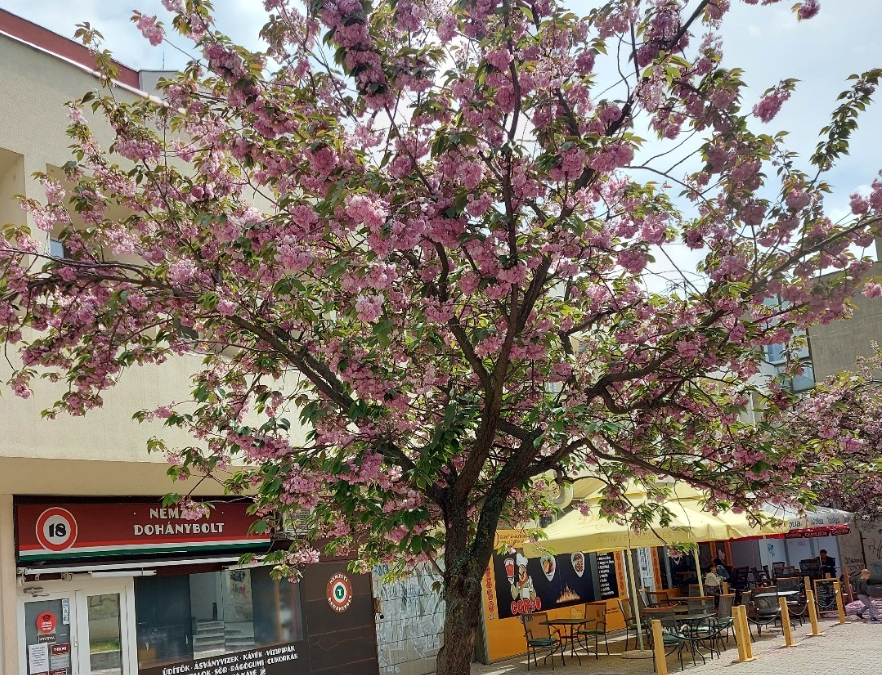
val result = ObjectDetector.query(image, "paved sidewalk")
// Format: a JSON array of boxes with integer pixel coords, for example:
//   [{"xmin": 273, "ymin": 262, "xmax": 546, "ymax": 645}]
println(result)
[{"xmin": 472, "ymin": 613, "xmax": 880, "ymax": 675}]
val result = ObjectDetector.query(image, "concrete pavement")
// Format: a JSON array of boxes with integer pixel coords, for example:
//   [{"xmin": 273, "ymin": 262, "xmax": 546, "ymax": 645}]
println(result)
[{"xmin": 472, "ymin": 611, "xmax": 880, "ymax": 675}]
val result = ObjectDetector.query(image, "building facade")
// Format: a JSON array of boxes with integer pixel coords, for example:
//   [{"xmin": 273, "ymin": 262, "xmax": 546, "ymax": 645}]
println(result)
[
  {"xmin": 805, "ymin": 249, "xmax": 882, "ymax": 580},
  {"xmin": 0, "ymin": 11, "xmax": 380, "ymax": 675}
]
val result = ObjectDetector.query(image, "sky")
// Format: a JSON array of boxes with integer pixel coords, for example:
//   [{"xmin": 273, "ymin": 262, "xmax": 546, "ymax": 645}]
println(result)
[{"xmin": 3, "ymin": 0, "xmax": 881, "ymax": 275}]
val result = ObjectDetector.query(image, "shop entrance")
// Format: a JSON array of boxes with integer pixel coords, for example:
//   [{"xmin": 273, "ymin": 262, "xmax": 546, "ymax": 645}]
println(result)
[{"xmin": 20, "ymin": 581, "xmax": 136, "ymax": 675}]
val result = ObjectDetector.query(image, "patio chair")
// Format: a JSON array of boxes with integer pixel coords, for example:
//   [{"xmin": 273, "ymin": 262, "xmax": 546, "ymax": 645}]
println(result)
[
  {"xmin": 775, "ymin": 577, "xmax": 807, "ymax": 626},
  {"xmin": 645, "ymin": 608, "xmax": 687, "ymax": 672},
  {"xmin": 737, "ymin": 591, "xmax": 755, "ymax": 641},
  {"xmin": 648, "ymin": 590, "xmax": 671, "ymax": 607},
  {"xmin": 746, "ymin": 593, "xmax": 781, "ymax": 636},
  {"xmin": 687, "ymin": 584, "xmax": 703, "ymax": 597},
  {"xmin": 730, "ymin": 566, "xmax": 750, "ymax": 591},
  {"xmin": 686, "ymin": 596, "xmax": 715, "ymax": 615},
  {"xmin": 714, "ymin": 593, "xmax": 736, "ymax": 649},
  {"xmin": 638, "ymin": 588, "xmax": 650, "ymax": 612},
  {"xmin": 578, "ymin": 603, "xmax": 610, "ymax": 659},
  {"xmin": 680, "ymin": 613, "xmax": 718, "ymax": 665},
  {"xmin": 522, "ymin": 612, "xmax": 561, "ymax": 671},
  {"xmin": 749, "ymin": 567, "xmax": 771, "ymax": 587},
  {"xmin": 776, "ymin": 576, "xmax": 801, "ymax": 592},
  {"xmin": 618, "ymin": 598, "xmax": 650, "ymax": 652},
  {"xmin": 800, "ymin": 558, "xmax": 822, "ymax": 579}
]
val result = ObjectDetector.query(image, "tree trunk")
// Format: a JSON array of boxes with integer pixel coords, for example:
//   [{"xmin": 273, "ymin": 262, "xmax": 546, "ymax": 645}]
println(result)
[
  {"xmin": 434, "ymin": 552, "xmax": 486, "ymax": 675},
  {"xmin": 434, "ymin": 486, "xmax": 509, "ymax": 675}
]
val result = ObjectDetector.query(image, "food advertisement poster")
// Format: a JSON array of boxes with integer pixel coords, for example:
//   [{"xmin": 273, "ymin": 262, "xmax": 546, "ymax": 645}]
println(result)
[{"xmin": 492, "ymin": 550, "xmax": 597, "ymax": 619}]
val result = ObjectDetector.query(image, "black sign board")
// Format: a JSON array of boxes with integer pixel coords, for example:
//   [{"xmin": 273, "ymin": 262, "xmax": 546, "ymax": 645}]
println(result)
[
  {"xmin": 140, "ymin": 642, "xmax": 309, "ymax": 675},
  {"xmin": 596, "ymin": 552, "xmax": 619, "ymax": 599},
  {"xmin": 814, "ymin": 579, "xmax": 838, "ymax": 612},
  {"xmin": 493, "ymin": 551, "xmax": 597, "ymax": 619}
]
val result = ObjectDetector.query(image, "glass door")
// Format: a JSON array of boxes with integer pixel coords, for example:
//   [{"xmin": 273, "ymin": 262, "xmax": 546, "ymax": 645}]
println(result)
[
  {"xmin": 75, "ymin": 586, "xmax": 135, "ymax": 675},
  {"xmin": 22, "ymin": 594, "xmax": 78, "ymax": 675}
]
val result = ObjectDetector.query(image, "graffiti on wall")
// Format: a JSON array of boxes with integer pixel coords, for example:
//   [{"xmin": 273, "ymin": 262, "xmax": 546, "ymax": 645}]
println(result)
[
  {"xmin": 839, "ymin": 522, "xmax": 882, "ymax": 580},
  {"xmin": 373, "ymin": 564, "xmax": 445, "ymax": 675}
]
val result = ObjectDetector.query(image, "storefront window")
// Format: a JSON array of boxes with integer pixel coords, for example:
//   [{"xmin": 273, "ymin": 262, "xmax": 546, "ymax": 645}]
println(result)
[{"xmin": 135, "ymin": 568, "xmax": 303, "ymax": 670}]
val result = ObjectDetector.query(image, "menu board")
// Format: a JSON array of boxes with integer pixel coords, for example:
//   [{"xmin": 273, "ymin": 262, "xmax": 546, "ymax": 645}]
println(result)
[
  {"xmin": 596, "ymin": 552, "xmax": 619, "ymax": 599},
  {"xmin": 814, "ymin": 579, "xmax": 838, "ymax": 612}
]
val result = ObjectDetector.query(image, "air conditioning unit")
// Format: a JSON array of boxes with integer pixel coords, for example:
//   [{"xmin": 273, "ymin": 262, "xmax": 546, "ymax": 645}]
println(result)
[{"xmin": 280, "ymin": 508, "xmax": 312, "ymax": 539}]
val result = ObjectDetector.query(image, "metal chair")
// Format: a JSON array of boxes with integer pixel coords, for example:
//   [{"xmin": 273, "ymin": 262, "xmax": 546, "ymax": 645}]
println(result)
[
  {"xmin": 648, "ymin": 589, "xmax": 672, "ymax": 607},
  {"xmin": 715, "ymin": 593, "xmax": 736, "ymax": 648},
  {"xmin": 687, "ymin": 584, "xmax": 704, "ymax": 597},
  {"xmin": 730, "ymin": 566, "xmax": 750, "ymax": 591},
  {"xmin": 645, "ymin": 608, "xmax": 687, "ymax": 672},
  {"xmin": 747, "ymin": 593, "xmax": 781, "ymax": 636},
  {"xmin": 522, "ymin": 612, "xmax": 561, "ymax": 671},
  {"xmin": 800, "ymin": 558, "xmax": 821, "ymax": 579},
  {"xmin": 686, "ymin": 596, "xmax": 715, "ymax": 615},
  {"xmin": 749, "ymin": 567, "xmax": 771, "ymax": 587},
  {"xmin": 776, "ymin": 576, "xmax": 801, "ymax": 592},
  {"xmin": 578, "ymin": 603, "xmax": 609, "ymax": 659},
  {"xmin": 618, "ymin": 598, "xmax": 650, "ymax": 652},
  {"xmin": 775, "ymin": 577, "xmax": 807, "ymax": 626},
  {"xmin": 737, "ymin": 591, "xmax": 755, "ymax": 642}
]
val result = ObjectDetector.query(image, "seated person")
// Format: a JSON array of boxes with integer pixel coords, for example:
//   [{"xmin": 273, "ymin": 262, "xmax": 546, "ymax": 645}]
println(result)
[
  {"xmin": 818, "ymin": 549, "xmax": 836, "ymax": 577},
  {"xmin": 704, "ymin": 569, "xmax": 723, "ymax": 596}
]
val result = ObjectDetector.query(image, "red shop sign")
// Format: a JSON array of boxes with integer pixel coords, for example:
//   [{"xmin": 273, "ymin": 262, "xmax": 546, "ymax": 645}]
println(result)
[{"xmin": 16, "ymin": 501, "xmax": 271, "ymax": 562}]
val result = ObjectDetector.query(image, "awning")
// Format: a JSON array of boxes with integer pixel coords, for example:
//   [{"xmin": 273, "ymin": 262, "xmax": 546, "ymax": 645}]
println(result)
[
  {"xmin": 784, "ymin": 524, "xmax": 851, "ymax": 538},
  {"xmin": 17, "ymin": 554, "xmax": 248, "ymax": 577},
  {"xmin": 762, "ymin": 505, "xmax": 852, "ymax": 539},
  {"xmin": 522, "ymin": 486, "xmax": 733, "ymax": 557},
  {"xmin": 523, "ymin": 481, "xmax": 790, "ymax": 557}
]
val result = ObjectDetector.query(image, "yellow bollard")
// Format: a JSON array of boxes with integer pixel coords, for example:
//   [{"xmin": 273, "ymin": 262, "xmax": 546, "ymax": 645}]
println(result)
[
  {"xmin": 779, "ymin": 597, "xmax": 799, "ymax": 647},
  {"xmin": 740, "ymin": 605, "xmax": 755, "ymax": 660},
  {"xmin": 731, "ymin": 604, "xmax": 751, "ymax": 663},
  {"xmin": 804, "ymin": 575, "xmax": 812, "ymax": 595},
  {"xmin": 806, "ymin": 589, "xmax": 825, "ymax": 637},
  {"xmin": 651, "ymin": 619, "xmax": 669, "ymax": 675},
  {"xmin": 732, "ymin": 605, "xmax": 756, "ymax": 661},
  {"xmin": 833, "ymin": 580, "xmax": 849, "ymax": 624}
]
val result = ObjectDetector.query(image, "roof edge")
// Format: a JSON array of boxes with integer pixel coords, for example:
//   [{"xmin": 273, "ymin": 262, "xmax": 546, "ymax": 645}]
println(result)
[{"xmin": 0, "ymin": 7, "xmax": 141, "ymax": 89}]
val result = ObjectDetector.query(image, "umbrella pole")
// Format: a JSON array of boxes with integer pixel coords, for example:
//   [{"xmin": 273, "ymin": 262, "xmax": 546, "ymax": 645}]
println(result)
[
  {"xmin": 693, "ymin": 547, "xmax": 705, "ymax": 596},
  {"xmin": 626, "ymin": 548, "xmax": 645, "ymax": 650}
]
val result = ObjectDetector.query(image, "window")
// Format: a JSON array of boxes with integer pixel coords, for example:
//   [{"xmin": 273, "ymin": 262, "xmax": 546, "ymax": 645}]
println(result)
[
  {"xmin": 134, "ymin": 568, "xmax": 304, "ymax": 670},
  {"xmin": 761, "ymin": 296, "xmax": 815, "ymax": 394},
  {"xmin": 49, "ymin": 238, "xmax": 67, "ymax": 258}
]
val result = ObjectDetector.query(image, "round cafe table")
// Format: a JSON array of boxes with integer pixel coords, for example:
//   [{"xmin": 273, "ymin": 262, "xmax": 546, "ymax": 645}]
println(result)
[
  {"xmin": 753, "ymin": 590, "xmax": 799, "ymax": 598},
  {"xmin": 540, "ymin": 617, "xmax": 596, "ymax": 665}
]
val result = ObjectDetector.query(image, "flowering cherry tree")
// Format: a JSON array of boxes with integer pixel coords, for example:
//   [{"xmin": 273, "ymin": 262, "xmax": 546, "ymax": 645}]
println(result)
[
  {"xmin": 2, "ymin": 0, "xmax": 882, "ymax": 670},
  {"xmin": 770, "ymin": 345, "xmax": 882, "ymax": 523}
]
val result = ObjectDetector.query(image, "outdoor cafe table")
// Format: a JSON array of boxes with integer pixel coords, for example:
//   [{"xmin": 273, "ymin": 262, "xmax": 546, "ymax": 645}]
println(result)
[
  {"xmin": 677, "ymin": 614, "xmax": 719, "ymax": 662},
  {"xmin": 753, "ymin": 590, "xmax": 800, "ymax": 598},
  {"xmin": 540, "ymin": 617, "xmax": 596, "ymax": 665}
]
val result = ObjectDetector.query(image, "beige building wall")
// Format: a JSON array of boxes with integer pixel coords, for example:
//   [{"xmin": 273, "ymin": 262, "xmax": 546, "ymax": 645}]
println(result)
[
  {"xmin": 807, "ymin": 260, "xmax": 882, "ymax": 381},
  {"xmin": 806, "ymin": 253, "xmax": 882, "ymax": 578},
  {"xmin": 0, "ymin": 29, "xmax": 308, "ymax": 675}
]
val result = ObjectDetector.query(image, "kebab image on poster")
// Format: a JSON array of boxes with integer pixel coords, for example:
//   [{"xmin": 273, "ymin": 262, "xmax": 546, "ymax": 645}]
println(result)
[{"xmin": 494, "ymin": 550, "xmax": 597, "ymax": 618}]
